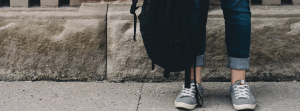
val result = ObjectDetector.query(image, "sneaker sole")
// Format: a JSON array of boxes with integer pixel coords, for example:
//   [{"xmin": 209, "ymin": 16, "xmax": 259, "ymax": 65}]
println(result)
[
  {"xmin": 175, "ymin": 102, "xmax": 197, "ymax": 110},
  {"xmin": 233, "ymin": 104, "xmax": 256, "ymax": 110}
]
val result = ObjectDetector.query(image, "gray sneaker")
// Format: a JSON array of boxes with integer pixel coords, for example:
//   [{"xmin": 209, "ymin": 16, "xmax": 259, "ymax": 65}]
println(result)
[
  {"xmin": 175, "ymin": 82, "xmax": 204, "ymax": 109},
  {"xmin": 230, "ymin": 80, "xmax": 256, "ymax": 110}
]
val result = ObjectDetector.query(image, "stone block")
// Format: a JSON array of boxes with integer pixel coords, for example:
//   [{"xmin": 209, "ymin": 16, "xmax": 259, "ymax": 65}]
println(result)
[
  {"xmin": 262, "ymin": 0, "xmax": 281, "ymax": 5},
  {"xmin": 210, "ymin": 0, "xmax": 221, "ymax": 5},
  {"xmin": 107, "ymin": 5, "xmax": 300, "ymax": 82},
  {"xmin": 10, "ymin": 0, "xmax": 29, "ymax": 7},
  {"xmin": 79, "ymin": 3, "xmax": 108, "ymax": 14},
  {"xmin": 41, "ymin": 0, "xmax": 59, "ymax": 7},
  {"xmin": 0, "ymin": 3, "xmax": 108, "ymax": 81},
  {"xmin": 293, "ymin": 0, "xmax": 300, "ymax": 5},
  {"xmin": 70, "ymin": 0, "xmax": 81, "ymax": 7}
]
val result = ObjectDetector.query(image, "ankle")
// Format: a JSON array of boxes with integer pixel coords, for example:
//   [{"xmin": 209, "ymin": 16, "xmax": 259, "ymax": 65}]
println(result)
[
  {"xmin": 231, "ymin": 79, "xmax": 245, "ymax": 85},
  {"xmin": 191, "ymin": 79, "xmax": 201, "ymax": 84}
]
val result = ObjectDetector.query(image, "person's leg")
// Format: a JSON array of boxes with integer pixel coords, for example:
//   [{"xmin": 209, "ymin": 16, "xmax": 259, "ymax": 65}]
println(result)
[
  {"xmin": 227, "ymin": 57, "xmax": 250, "ymax": 83},
  {"xmin": 191, "ymin": 55, "xmax": 205, "ymax": 84},
  {"xmin": 191, "ymin": 66, "xmax": 202, "ymax": 83},
  {"xmin": 221, "ymin": 0, "xmax": 251, "ymax": 81},
  {"xmin": 231, "ymin": 69, "xmax": 245, "ymax": 84},
  {"xmin": 220, "ymin": 0, "xmax": 256, "ymax": 110}
]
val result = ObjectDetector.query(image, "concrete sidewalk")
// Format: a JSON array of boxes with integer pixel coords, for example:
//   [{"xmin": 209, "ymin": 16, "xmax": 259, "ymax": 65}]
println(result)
[{"xmin": 0, "ymin": 81, "xmax": 299, "ymax": 111}]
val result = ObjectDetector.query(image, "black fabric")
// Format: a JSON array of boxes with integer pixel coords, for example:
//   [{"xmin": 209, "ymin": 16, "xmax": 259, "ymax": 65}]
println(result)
[
  {"xmin": 130, "ymin": 0, "xmax": 209, "ymax": 87},
  {"xmin": 138, "ymin": 0, "xmax": 194, "ymax": 79}
]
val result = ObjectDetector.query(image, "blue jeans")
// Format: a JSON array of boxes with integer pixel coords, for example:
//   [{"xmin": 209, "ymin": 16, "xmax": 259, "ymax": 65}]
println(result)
[{"xmin": 188, "ymin": 0, "xmax": 251, "ymax": 70}]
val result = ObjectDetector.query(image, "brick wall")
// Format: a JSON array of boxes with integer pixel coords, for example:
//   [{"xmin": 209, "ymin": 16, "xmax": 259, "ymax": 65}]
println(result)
[{"xmin": 0, "ymin": 0, "xmax": 299, "ymax": 7}]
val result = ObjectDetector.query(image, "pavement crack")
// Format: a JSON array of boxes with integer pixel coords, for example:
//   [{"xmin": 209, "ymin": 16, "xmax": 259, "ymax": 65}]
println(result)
[{"xmin": 136, "ymin": 83, "xmax": 143, "ymax": 111}]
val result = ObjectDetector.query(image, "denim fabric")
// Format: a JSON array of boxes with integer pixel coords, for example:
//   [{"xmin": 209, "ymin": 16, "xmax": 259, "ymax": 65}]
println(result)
[
  {"xmin": 188, "ymin": 0, "xmax": 251, "ymax": 69},
  {"xmin": 192, "ymin": 54, "xmax": 206, "ymax": 67},
  {"xmin": 226, "ymin": 57, "xmax": 250, "ymax": 70}
]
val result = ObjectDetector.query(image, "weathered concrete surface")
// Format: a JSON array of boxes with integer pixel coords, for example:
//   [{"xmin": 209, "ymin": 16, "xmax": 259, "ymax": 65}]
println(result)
[
  {"xmin": 1, "ymin": 81, "xmax": 299, "ymax": 111},
  {"xmin": 107, "ymin": 5, "xmax": 300, "ymax": 82},
  {"xmin": 79, "ymin": 2, "xmax": 107, "ymax": 15},
  {"xmin": 139, "ymin": 82, "xmax": 300, "ymax": 111},
  {"xmin": 41, "ymin": 0, "xmax": 59, "ymax": 7},
  {"xmin": 0, "ymin": 3, "xmax": 107, "ymax": 81},
  {"xmin": 70, "ymin": 0, "xmax": 81, "ymax": 7},
  {"xmin": 0, "ymin": 81, "xmax": 142, "ymax": 110},
  {"xmin": 10, "ymin": 0, "xmax": 28, "ymax": 7},
  {"xmin": 262, "ymin": 0, "xmax": 281, "ymax": 6},
  {"xmin": 293, "ymin": 0, "xmax": 300, "ymax": 5}
]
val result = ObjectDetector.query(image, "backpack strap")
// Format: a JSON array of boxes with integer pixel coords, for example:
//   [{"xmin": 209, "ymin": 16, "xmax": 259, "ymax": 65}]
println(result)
[
  {"xmin": 192, "ymin": 0, "xmax": 209, "ymax": 107},
  {"xmin": 130, "ymin": 0, "xmax": 140, "ymax": 41},
  {"xmin": 174, "ymin": 0, "xmax": 192, "ymax": 89},
  {"xmin": 184, "ymin": 43, "xmax": 192, "ymax": 89}
]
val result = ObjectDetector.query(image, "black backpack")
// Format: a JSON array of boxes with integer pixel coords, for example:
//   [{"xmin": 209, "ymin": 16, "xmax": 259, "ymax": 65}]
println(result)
[{"xmin": 130, "ymin": 0, "xmax": 209, "ymax": 106}]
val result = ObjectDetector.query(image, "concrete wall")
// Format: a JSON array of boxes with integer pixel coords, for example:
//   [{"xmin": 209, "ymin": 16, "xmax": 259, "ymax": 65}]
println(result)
[{"xmin": 0, "ymin": 3, "xmax": 300, "ymax": 82}]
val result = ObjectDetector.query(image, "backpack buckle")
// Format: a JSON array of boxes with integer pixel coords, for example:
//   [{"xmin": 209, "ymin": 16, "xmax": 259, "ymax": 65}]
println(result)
[{"xmin": 130, "ymin": 0, "xmax": 139, "ymax": 14}]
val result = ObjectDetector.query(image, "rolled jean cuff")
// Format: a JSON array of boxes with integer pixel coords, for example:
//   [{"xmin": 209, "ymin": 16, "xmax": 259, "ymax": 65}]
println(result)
[
  {"xmin": 191, "ymin": 54, "xmax": 205, "ymax": 67},
  {"xmin": 226, "ymin": 57, "xmax": 250, "ymax": 70}
]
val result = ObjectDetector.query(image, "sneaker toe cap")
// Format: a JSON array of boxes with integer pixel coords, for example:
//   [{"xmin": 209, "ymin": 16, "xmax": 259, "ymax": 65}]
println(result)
[{"xmin": 176, "ymin": 97, "xmax": 196, "ymax": 105}]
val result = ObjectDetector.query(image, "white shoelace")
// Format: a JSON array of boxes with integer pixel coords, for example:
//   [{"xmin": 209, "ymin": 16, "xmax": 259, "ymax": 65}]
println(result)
[
  {"xmin": 180, "ymin": 83, "xmax": 196, "ymax": 97},
  {"xmin": 233, "ymin": 84, "xmax": 250, "ymax": 99}
]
